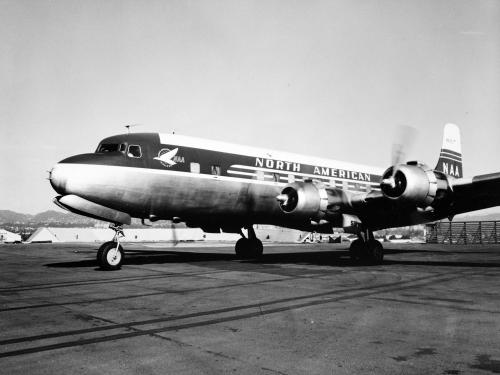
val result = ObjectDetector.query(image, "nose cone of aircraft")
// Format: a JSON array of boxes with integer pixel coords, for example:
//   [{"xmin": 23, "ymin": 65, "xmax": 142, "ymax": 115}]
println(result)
[{"xmin": 49, "ymin": 163, "xmax": 67, "ymax": 195}]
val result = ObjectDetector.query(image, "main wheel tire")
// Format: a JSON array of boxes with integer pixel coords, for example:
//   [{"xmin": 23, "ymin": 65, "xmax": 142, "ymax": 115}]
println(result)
[
  {"xmin": 349, "ymin": 239, "xmax": 364, "ymax": 261},
  {"xmin": 235, "ymin": 238, "xmax": 263, "ymax": 258},
  {"xmin": 367, "ymin": 240, "xmax": 384, "ymax": 264},
  {"xmin": 248, "ymin": 238, "xmax": 263, "ymax": 258},
  {"xmin": 97, "ymin": 242, "xmax": 124, "ymax": 270},
  {"xmin": 235, "ymin": 238, "xmax": 249, "ymax": 257}
]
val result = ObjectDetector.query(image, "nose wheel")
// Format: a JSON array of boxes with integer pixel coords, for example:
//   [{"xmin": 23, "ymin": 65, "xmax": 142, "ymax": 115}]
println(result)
[{"xmin": 97, "ymin": 224, "xmax": 125, "ymax": 270}]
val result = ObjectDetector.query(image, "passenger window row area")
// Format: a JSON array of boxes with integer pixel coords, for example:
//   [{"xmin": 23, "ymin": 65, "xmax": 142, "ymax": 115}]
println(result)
[{"xmin": 190, "ymin": 162, "xmax": 221, "ymax": 176}]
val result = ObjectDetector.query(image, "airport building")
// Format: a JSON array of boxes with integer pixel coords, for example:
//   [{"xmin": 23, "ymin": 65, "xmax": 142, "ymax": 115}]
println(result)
[{"xmin": 0, "ymin": 229, "xmax": 22, "ymax": 243}]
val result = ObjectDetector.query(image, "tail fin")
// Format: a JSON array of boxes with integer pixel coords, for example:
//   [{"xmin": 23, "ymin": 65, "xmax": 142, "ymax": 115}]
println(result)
[{"xmin": 435, "ymin": 123, "xmax": 463, "ymax": 178}]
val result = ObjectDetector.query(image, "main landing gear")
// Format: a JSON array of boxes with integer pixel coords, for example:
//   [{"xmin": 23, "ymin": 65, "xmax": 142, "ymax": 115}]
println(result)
[
  {"xmin": 349, "ymin": 229, "xmax": 384, "ymax": 264},
  {"xmin": 97, "ymin": 224, "xmax": 125, "ymax": 270},
  {"xmin": 235, "ymin": 226, "xmax": 263, "ymax": 259}
]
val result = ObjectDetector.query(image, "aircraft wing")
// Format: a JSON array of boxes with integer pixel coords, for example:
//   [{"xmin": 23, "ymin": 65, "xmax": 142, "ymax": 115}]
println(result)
[
  {"xmin": 336, "ymin": 189, "xmax": 420, "ymax": 230},
  {"xmin": 336, "ymin": 172, "xmax": 500, "ymax": 230},
  {"xmin": 449, "ymin": 172, "xmax": 500, "ymax": 215}
]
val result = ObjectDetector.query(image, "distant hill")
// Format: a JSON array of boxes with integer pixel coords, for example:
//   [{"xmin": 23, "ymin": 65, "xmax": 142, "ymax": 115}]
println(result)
[
  {"xmin": 0, "ymin": 209, "xmax": 96, "ymax": 225},
  {"xmin": 32, "ymin": 210, "xmax": 77, "ymax": 222},
  {"xmin": 0, "ymin": 210, "xmax": 31, "ymax": 223},
  {"xmin": 0, "ymin": 209, "xmax": 174, "ymax": 228}
]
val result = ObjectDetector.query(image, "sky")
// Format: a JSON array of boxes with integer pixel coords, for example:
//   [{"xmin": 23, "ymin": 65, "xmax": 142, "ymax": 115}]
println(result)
[{"xmin": 1, "ymin": 0, "xmax": 499, "ymax": 214}]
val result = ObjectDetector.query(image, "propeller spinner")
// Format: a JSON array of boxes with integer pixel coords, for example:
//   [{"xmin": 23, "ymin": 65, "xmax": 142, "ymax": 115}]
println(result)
[{"xmin": 381, "ymin": 125, "xmax": 417, "ymax": 193}]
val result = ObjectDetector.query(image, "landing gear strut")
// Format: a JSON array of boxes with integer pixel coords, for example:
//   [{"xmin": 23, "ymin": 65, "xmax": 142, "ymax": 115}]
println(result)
[
  {"xmin": 97, "ymin": 224, "xmax": 125, "ymax": 270},
  {"xmin": 349, "ymin": 228, "xmax": 384, "ymax": 264},
  {"xmin": 235, "ymin": 226, "xmax": 263, "ymax": 259}
]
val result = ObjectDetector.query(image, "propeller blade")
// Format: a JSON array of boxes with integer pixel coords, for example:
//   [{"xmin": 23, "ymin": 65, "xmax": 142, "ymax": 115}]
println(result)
[
  {"xmin": 381, "ymin": 178, "xmax": 396, "ymax": 189},
  {"xmin": 276, "ymin": 194, "xmax": 289, "ymax": 203},
  {"xmin": 391, "ymin": 125, "xmax": 417, "ymax": 164},
  {"xmin": 390, "ymin": 125, "xmax": 417, "ymax": 176}
]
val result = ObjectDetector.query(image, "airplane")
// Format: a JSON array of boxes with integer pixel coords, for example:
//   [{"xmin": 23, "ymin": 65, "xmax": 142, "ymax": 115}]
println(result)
[{"xmin": 49, "ymin": 124, "xmax": 500, "ymax": 270}]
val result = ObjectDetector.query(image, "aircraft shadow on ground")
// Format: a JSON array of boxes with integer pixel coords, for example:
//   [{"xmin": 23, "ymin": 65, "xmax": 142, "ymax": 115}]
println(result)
[{"xmin": 44, "ymin": 247, "xmax": 500, "ymax": 269}]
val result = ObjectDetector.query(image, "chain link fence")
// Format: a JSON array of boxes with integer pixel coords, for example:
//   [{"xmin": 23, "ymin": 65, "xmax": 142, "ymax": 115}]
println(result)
[{"xmin": 426, "ymin": 221, "xmax": 500, "ymax": 244}]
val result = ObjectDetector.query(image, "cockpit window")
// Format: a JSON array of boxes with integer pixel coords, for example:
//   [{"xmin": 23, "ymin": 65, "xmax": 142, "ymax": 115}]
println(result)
[
  {"xmin": 97, "ymin": 144, "xmax": 120, "ymax": 153},
  {"xmin": 128, "ymin": 145, "xmax": 142, "ymax": 158},
  {"xmin": 96, "ymin": 143, "xmax": 127, "ymax": 154}
]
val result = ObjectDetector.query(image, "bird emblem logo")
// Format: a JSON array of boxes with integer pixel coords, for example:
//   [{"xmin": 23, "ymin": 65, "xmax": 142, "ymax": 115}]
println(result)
[{"xmin": 154, "ymin": 148, "xmax": 179, "ymax": 167}]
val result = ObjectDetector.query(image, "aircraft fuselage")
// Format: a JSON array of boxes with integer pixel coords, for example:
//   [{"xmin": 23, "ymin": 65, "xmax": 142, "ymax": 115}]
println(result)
[{"xmin": 50, "ymin": 132, "xmax": 448, "ymax": 233}]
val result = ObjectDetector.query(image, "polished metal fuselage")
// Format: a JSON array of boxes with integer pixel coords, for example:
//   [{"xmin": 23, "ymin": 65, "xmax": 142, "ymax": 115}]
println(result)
[{"xmin": 50, "ymin": 162, "xmax": 300, "ymax": 227}]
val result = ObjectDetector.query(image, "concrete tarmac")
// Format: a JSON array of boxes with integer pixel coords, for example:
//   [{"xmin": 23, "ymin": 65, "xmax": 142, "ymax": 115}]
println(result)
[{"xmin": 0, "ymin": 242, "xmax": 499, "ymax": 374}]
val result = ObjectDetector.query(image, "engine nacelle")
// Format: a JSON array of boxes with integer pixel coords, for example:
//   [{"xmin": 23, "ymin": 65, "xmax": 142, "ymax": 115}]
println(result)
[
  {"xmin": 277, "ymin": 182, "xmax": 329, "ymax": 220},
  {"xmin": 276, "ymin": 182, "xmax": 349, "ymax": 226},
  {"xmin": 380, "ymin": 162, "xmax": 450, "ymax": 208}
]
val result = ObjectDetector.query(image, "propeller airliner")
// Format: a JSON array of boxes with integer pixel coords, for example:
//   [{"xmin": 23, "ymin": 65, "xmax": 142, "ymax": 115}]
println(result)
[{"xmin": 49, "ymin": 124, "xmax": 500, "ymax": 270}]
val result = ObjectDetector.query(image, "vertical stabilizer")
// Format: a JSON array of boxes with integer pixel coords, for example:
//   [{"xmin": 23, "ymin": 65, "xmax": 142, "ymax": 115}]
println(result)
[{"xmin": 435, "ymin": 123, "xmax": 462, "ymax": 178}]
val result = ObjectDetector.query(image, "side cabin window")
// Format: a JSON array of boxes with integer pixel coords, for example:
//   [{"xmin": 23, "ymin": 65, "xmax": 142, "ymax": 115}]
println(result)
[
  {"xmin": 211, "ymin": 165, "xmax": 221, "ymax": 176},
  {"xmin": 273, "ymin": 173, "xmax": 280, "ymax": 182},
  {"xmin": 128, "ymin": 145, "xmax": 142, "ymax": 158},
  {"xmin": 190, "ymin": 162, "xmax": 200, "ymax": 173}
]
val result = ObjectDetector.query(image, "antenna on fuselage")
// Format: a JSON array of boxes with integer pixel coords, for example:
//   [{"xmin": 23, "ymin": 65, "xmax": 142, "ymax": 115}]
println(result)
[{"xmin": 125, "ymin": 124, "xmax": 141, "ymax": 134}]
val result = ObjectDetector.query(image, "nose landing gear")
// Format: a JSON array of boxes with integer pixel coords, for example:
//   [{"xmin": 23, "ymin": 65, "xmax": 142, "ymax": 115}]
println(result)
[
  {"xmin": 235, "ymin": 226, "xmax": 263, "ymax": 259},
  {"xmin": 97, "ymin": 224, "xmax": 125, "ymax": 270}
]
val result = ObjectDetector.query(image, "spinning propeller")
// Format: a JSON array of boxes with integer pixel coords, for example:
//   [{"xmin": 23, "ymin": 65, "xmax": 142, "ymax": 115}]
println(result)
[{"xmin": 380, "ymin": 125, "xmax": 417, "ymax": 195}]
